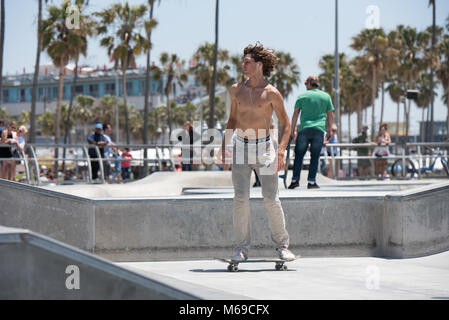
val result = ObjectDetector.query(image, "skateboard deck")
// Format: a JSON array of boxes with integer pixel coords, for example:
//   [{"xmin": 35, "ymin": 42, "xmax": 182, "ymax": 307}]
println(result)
[
  {"xmin": 215, "ymin": 256, "xmax": 300, "ymax": 272},
  {"xmin": 282, "ymin": 138, "xmax": 292, "ymax": 189}
]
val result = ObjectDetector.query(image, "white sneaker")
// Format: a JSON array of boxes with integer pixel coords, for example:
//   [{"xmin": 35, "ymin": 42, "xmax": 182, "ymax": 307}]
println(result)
[
  {"xmin": 277, "ymin": 248, "xmax": 295, "ymax": 261},
  {"xmin": 231, "ymin": 249, "xmax": 248, "ymax": 262}
]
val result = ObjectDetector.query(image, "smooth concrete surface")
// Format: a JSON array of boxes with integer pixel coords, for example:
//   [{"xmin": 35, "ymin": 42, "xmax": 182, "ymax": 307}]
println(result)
[
  {"xmin": 1, "ymin": 174, "xmax": 448, "ymax": 261},
  {"xmin": 118, "ymin": 250, "xmax": 449, "ymax": 300},
  {"xmin": 0, "ymin": 226, "xmax": 244, "ymax": 300}
]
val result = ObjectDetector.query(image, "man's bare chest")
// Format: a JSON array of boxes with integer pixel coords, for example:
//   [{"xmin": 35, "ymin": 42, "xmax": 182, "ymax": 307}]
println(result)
[{"xmin": 236, "ymin": 87, "xmax": 271, "ymax": 113}]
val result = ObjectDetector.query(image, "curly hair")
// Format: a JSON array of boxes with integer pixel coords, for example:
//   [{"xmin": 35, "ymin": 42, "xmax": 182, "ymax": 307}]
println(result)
[{"xmin": 243, "ymin": 42, "xmax": 279, "ymax": 77}]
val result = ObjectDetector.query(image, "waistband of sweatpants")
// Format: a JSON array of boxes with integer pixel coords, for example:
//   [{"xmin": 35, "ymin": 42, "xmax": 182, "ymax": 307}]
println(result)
[{"xmin": 236, "ymin": 135, "xmax": 271, "ymax": 144}]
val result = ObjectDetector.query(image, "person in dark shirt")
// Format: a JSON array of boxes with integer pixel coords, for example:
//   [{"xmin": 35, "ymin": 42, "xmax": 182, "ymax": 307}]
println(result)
[{"xmin": 87, "ymin": 123, "xmax": 108, "ymax": 181}]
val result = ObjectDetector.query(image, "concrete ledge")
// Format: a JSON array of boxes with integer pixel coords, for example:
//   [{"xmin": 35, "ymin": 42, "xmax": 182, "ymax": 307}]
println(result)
[
  {"xmin": 0, "ymin": 225, "xmax": 246, "ymax": 299},
  {"xmin": 0, "ymin": 178, "xmax": 448, "ymax": 260}
]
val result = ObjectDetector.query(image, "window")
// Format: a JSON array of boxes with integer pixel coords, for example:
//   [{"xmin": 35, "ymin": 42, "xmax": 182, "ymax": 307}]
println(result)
[
  {"xmin": 75, "ymin": 85, "xmax": 84, "ymax": 95},
  {"xmin": 88, "ymin": 84, "xmax": 99, "ymax": 97},
  {"xmin": 105, "ymin": 83, "xmax": 115, "ymax": 95},
  {"xmin": 2, "ymin": 89, "xmax": 9, "ymax": 103},
  {"xmin": 20, "ymin": 89, "xmax": 26, "ymax": 102}
]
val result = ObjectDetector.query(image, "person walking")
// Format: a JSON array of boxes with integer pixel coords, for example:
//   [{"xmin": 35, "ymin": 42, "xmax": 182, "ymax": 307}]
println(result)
[
  {"xmin": 288, "ymin": 76, "xmax": 334, "ymax": 189},
  {"xmin": 220, "ymin": 42, "xmax": 295, "ymax": 262}
]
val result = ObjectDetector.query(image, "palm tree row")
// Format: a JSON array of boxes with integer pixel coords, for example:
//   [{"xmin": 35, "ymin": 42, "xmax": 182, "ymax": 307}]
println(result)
[
  {"xmin": 319, "ymin": 18, "xmax": 449, "ymax": 142},
  {"xmin": 0, "ymin": 0, "xmax": 301, "ymax": 146}
]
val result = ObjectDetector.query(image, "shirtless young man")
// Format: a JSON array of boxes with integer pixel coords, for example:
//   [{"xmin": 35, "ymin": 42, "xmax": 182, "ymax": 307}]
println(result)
[{"xmin": 221, "ymin": 43, "xmax": 295, "ymax": 262}]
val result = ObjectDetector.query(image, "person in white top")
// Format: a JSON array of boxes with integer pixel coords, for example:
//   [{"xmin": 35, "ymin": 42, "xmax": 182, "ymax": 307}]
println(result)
[{"xmin": 7, "ymin": 125, "xmax": 27, "ymax": 181}]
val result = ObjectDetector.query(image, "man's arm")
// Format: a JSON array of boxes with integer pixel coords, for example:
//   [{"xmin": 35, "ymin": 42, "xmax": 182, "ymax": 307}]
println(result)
[
  {"xmin": 290, "ymin": 108, "xmax": 300, "ymax": 140},
  {"xmin": 220, "ymin": 84, "xmax": 238, "ymax": 162},
  {"xmin": 271, "ymin": 88, "xmax": 291, "ymax": 172},
  {"xmin": 325, "ymin": 110, "xmax": 334, "ymax": 141}
]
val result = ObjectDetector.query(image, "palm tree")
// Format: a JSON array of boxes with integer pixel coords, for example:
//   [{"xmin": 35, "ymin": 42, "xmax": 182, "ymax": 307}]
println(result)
[
  {"xmin": 437, "ymin": 27, "xmax": 449, "ymax": 139},
  {"xmin": 30, "ymin": 0, "xmax": 49, "ymax": 144},
  {"xmin": 190, "ymin": 43, "xmax": 231, "ymax": 96},
  {"xmin": 429, "ymin": 0, "xmax": 436, "ymax": 140},
  {"xmin": 318, "ymin": 53, "xmax": 346, "ymax": 137},
  {"xmin": 270, "ymin": 51, "xmax": 300, "ymax": 137},
  {"xmin": 396, "ymin": 25, "xmax": 422, "ymax": 139},
  {"xmin": 158, "ymin": 52, "xmax": 188, "ymax": 140},
  {"xmin": 63, "ymin": 0, "xmax": 95, "ymax": 145},
  {"xmin": 41, "ymin": 0, "xmax": 84, "ymax": 170},
  {"xmin": 142, "ymin": 0, "xmax": 159, "ymax": 176},
  {"xmin": 0, "ymin": 0, "xmax": 5, "ymax": 110},
  {"xmin": 387, "ymin": 78, "xmax": 404, "ymax": 148},
  {"xmin": 270, "ymin": 51, "xmax": 301, "ymax": 101},
  {"xmin": 209, "ymin": 0, "xmax": 220, "ymax": 130},
  {"xmin": 95, "ymin": 2, "xmax": 150, "ymax": 144},
  {"xmin": 351, "ymin": 28, "xmax": 394, "ymax": 139},
  {"xmin": 415, "ymin": 72, "xmax": 436, "ymax": 142}
]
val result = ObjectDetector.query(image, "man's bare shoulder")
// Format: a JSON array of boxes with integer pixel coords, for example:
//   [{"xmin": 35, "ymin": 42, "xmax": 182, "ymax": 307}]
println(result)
[
  {"xmin": 265, "ymin": 84, "xmax": 283, "ymax": 100},
  {"xmin": 230, "ymin": 82, "xmax": 244, "ymax": 95}
]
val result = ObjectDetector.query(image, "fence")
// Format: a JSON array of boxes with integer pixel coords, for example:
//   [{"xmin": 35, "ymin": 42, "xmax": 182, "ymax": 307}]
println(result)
[{"xmin": 1, "ymin": 141, "xmax": 448, "ymax": 185}]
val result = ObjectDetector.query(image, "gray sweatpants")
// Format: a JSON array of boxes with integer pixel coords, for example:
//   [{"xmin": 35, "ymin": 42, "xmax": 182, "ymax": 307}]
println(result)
[{"xmin": 232, "ymin": 137, "xmax": 290, "ymax": 254}]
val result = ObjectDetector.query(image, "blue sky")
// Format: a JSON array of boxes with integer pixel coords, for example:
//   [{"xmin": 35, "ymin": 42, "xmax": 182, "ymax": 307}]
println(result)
[{"xmin": 4, "ymin": 0, "xmax": 449, "ymax": 137}]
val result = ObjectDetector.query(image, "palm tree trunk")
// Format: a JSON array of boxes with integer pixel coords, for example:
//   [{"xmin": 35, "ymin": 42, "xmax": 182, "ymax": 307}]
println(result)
[
  {"xmin": 357, "ymin": 95, "xmax": 362, "ymax": 134},
  {"xmin": 122, "ymin": 67, "xmax": 130, "ymax": 144},
  {"xmin": 429, "ymin": 0, "xmax": 436, "ymax": 142},
  {"xmin": 421, "ymin": 107, "xmax": 425, "ymax": 143},
  {"xmin": 403, "ymin": 99, "xmax": 408, "ymax": 143},
  {"xmin": 0, "ymin": 0, "xmax": 5, "ymax": 110},
  {"xmin": 347, "ymin": 112, "xmax": 351, "ymax": 143},
  {"xmin": 30, "ymin": 0, "xmax": 42, "ymax": 144},
  {"xmin": 166, "ymin": 92, "xmax": 172, "ymax": 142},
  {"xmin": 380, "ymin": 81, "xmax": 385, "ymax": 125},
  {"xmin": 371, "ymin": 66, "xmax": 377, "ymax": 139},
  {"xmin": 447, "ymin": 84, "xmax": 449, "ymax": 140},
  {"xmin": 54, "ymin": 62, "xmax": 64, "ymax": 172},
  {"xmin": 395, "ymin": 100, "xmax": 400, "ymax": 153},
  {"xmin": 62, "ymin": 56, "xmax": 79, "ymax": 172},
  {"xmin": 406, "ymin": 99, "xmax": 411, "ymax": 140},
  {"xmin": 143, "ymin": 1, "xmax": 155, "ymax": 176},
  {"xmin": 209, "ymin": 0, "xmax": 219, "ymax": 129}
]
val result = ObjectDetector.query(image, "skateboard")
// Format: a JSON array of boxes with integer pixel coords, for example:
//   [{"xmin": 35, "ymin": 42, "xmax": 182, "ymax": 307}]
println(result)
[
  {"xmin": 282, "ymin": 138, "xmax": 292, "ymax": 189},
  {"xmin": 215, "ymin": 256, "xmax": 300, "ymax": 272}
]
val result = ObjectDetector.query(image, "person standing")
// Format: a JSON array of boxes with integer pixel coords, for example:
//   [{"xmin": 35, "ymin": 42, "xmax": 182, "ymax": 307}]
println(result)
[
  {"xmin": 121, "ymin": 147, "xmax": 132, "ymax": 180},
  {"xmin": 87, "ymin": 123, "xmax": 108, "ymax": 181},
  {"xmin": 1, "ymin": 121, "xmax": 17, "ymax": 180},
  {"xmin": 181, "ymin": 121, "xmax": 194, "ymax": 171},
  {"xmin": 0, "ymin": 119, "xmax": 7, "ymax": 178},
  {"xmin": 372, "ymin": 123, "xmax": 391, "ymax": 180},
  {"xmin": 288, "ymin": 76, "xmax": 334, "ymax": 189},
  {"xmin": 102, "ymin": 123, "xmax": 114, "ymax": 181},
  {"xmin": 324, "ymin": 124, "xmax": 339, "ymax": 178},
  {"xmin": 220, "ymin": 43, "xmax": 295, "ymax": 262},
  {"xmin": 352, "ymin": 125, "xmax": 371, "ymax": 178}
]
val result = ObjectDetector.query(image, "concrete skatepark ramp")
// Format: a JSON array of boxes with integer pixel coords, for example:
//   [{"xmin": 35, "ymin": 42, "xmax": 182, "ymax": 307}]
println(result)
[
  {"xmin": 0, "ymin": 225, "xmax": 243, "ymax": 299},
  {"xmin": 1, "ymin": 173, "xmax": 448, "ymax": 262}
]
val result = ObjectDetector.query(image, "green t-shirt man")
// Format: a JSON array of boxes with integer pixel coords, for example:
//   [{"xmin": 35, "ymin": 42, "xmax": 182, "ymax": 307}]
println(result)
[{"xmin": 294, "ymin": 88, "xmax": 335, "ymax": 133}]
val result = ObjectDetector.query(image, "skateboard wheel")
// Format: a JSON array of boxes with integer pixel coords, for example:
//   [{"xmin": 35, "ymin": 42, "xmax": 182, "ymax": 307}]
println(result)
[
  {"xmin": 228, "ymin": 264, "xmax": 238, "ymax": 272},
  {"xmin": 281, "ymin": 265, "xmax": 288, "ymax": 271}
]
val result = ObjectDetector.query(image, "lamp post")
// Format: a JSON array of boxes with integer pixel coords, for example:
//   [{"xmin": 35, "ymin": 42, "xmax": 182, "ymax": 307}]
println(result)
[{"xmin": 334, "ymin": 0, "xmax": 340, "ymax": 137}]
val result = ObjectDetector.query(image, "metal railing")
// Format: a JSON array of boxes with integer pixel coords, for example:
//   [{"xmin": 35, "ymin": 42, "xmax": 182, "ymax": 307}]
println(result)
[{"xmin": 1, "ymin": 141, "xmax": 448, "ymax": 185}]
